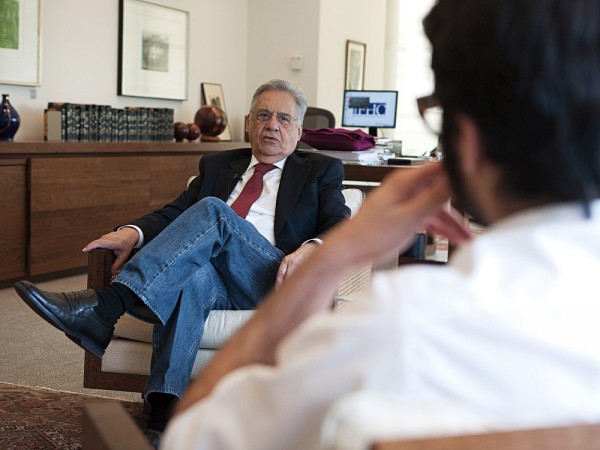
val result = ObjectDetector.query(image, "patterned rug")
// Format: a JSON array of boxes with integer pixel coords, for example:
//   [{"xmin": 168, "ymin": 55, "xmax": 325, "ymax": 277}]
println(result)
[{"xmin": 0, "ymin": 382, "xmax": 148, "ymax": 449}]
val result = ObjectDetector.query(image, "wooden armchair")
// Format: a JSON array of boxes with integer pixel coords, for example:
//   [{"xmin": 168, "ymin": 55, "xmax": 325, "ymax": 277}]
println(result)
[
  {"xmin": 82, "ymin": 401, "xmax": 600, "ymax": 450},
  {"xmin": 83, "ymin": 188, "xmax": 372, "ymax": 394},
  {"xmin": 84, "ymin": 249, "xmax": 372, "ymax": 394}
]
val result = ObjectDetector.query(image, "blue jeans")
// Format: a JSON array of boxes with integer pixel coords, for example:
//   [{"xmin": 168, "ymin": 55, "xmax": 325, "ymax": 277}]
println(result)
[{"xmin": 113, "ymin": 197, "xmax": 285, "ymax": 399}]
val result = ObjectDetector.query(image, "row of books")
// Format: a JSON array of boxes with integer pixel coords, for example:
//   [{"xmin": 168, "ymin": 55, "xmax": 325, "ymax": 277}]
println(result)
[{"xmin": 44, "ymin": 102, "xmax": 175, "ymax": 142}]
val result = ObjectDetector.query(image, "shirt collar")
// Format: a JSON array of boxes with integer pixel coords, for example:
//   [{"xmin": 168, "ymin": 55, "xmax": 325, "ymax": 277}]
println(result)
[{"xmin": 248, "ymin": 155, "xmax": 286, "ymax": 172}]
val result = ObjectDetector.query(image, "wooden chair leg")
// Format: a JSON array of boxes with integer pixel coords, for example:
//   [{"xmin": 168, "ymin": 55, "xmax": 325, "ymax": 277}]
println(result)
[{"xmin": 82, "ymin": 401, "xmax": 153, "ymax": 450}]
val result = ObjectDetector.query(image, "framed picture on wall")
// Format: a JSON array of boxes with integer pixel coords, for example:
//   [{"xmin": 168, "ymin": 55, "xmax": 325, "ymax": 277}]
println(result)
[
  {"xmin": 118, "ymin": 0, "xmax": 189, "ymax": 100},
  {"xmin": 345, "ymin": 40, "xmax": 366, "ymax": 90},
  {"xmin": 0, "ymin": 0, "xmax": 41, "ymax": 86},
  {"xmin": 201, "ymin": 82, "xmax": 232, "ymax": 141}
]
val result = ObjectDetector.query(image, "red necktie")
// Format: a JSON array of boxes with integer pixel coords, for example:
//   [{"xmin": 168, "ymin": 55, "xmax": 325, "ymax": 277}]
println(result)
[{"xmin": 231, "ymin": 163, "xmax": 277, "ymax": 218}]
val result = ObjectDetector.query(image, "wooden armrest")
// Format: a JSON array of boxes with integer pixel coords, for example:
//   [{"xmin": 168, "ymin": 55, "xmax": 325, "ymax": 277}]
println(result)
[
  {"xmin": 84, "ymin": 249, "xmax": 118, "ymax": 390},
  {"xmin": 87, "ymin": 249, "xmax": 117, "ymax": 290},
  {"xmin": 82, "ymin": 401, "xmax": 153, "ymax": 450},
  {"xmin": 371, "ymin": 423, "xmax": 600, "ymax": 450}
]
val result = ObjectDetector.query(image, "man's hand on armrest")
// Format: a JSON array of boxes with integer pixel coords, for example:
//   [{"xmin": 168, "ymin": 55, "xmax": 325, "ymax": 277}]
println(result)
[
  {"xmin": 274, "ymin": 240, "xmax": 321, "ymax": 289},
  {"xmin": 82, "ymin": 226, "xmax": 140, "ymax": 275}
]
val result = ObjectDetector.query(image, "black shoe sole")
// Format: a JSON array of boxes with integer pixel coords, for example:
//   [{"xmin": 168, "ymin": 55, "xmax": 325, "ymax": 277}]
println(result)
[{"xmin": 14, "ymin": 282, "xmax": 106, "ymax": 358}]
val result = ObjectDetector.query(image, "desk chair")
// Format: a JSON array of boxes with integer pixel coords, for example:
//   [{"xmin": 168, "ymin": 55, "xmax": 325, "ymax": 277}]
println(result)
[
  {"xmin": 297, "ymin": 106, "xmax": 336, "ymax": 149},
  {"xmin": 304, "ymin": 106, "xmax": 336, "ymax": 128}
]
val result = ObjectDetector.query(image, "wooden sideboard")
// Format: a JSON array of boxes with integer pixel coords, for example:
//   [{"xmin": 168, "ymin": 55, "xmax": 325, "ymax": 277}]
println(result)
[
  {"xmin": 0, "ymin": 141, "xmax": 244, "ymax": 285},
  {"xmin": 0, "ymin": 141, "xmax": 401, "ymax": 286}
]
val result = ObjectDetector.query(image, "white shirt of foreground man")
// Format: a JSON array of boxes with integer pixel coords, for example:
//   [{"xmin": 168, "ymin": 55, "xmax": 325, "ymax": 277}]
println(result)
[{"xmin": 162, "ymin": 201, "xmax": 600, "ymax": 450}]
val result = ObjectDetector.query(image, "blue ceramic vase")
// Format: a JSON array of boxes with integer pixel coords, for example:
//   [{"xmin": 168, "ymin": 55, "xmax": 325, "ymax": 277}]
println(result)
[{"xmin": 0, "ymin": 94, "xmax": 21, "ymax": 141}]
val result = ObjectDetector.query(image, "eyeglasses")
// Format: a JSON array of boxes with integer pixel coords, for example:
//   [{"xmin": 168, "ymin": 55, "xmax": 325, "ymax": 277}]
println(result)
[
  {"xmin": 252, "ymin": 110, "xmax": 298, "ymax": 128},
  {"xmin": 417, "ymin": 95, "xmax": 443, "ymax": 136}
]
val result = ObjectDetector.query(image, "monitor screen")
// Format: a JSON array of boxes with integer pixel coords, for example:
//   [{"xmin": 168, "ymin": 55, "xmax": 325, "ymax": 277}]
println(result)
[{"xmin": 341, "ymin": 90, "xmax": 398, "ymax": 136}]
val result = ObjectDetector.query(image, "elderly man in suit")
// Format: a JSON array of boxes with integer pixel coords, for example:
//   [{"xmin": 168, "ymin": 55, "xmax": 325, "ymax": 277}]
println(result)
[{"xmin": 14, "ymin": 79, "xmax": 350, "ymax": 445}]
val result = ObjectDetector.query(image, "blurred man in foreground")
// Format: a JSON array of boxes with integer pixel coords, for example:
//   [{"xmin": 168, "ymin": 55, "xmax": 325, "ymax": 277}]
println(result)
[{"xmin": 163, "ymin": 1, "xmax": 600, "ymax": 448}]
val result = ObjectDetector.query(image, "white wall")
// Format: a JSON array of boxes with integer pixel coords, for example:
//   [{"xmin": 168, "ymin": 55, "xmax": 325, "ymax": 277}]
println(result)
[
  {"xmin": 317, "ymin": 0, "xmax": 387, "ymax": 126},
  {"xmin": 245, "ymin": 0, "xmax": 438, "ymax": 151},
  {"xmin": 1, "ymin": 0, "xmax": 248, "ymax": 141},
  {"xmin": 246, "ymin": 0, "xmax": 321, "ymax": 107},
  {"xmin": 1, "ymin": 0, "xmax": 390, "ymax": 142},
  {"xmin": 246, "ymin": 0, "xmax": 387, "ymax": 127},
  {"xmin": 385, "ymin": 0, "xmax": 438, "ymax": 154}
]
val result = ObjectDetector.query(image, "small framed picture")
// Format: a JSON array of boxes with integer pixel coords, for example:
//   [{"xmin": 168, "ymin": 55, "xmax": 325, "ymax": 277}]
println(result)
[
  {"xmin": 118, "ymin": 0, "xmax": 189, "ymax": 100},
  {"xmin": 201, "ymin": 82, "xmax": 232, "ymax": 141},
  {"xmin": 0, "ymin": 0, "xmax": 42, "ymax": 86},
  {"xmin": 345, "ymin": 40, "xmax": 366, "ymax": 90}
]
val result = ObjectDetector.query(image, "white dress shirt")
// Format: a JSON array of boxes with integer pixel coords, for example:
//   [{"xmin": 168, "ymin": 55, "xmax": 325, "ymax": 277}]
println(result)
[
  {"xmin": 163, "ymin": 200, "xmax": 600, "ymax": 450},
  {"xmin": 225, "ymin": 155, "xmax": 285, "ymax": 245}
]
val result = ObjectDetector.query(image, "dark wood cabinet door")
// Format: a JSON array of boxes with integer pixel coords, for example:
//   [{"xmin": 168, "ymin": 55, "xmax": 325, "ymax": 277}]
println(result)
[{"xmin": 0, "ymin": 159, "xmax": 27, "ymax": 280}]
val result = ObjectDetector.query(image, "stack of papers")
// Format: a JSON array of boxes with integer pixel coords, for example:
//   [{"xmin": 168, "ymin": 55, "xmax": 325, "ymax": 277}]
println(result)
[{"xmin": 305, "ymin": 148, "xmax": 381, "ymax": 164}]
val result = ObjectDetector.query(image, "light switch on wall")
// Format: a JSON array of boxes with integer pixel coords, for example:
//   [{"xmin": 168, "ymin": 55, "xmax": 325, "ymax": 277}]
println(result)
[{"xmin": 290, "ymin": 55, "xmax": 303, "ymax": 71}]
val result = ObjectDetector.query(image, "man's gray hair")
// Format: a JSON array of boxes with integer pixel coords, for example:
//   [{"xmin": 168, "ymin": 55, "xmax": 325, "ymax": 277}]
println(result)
[{"xmin": 250, "ymin": 79, "xmax": 308, "ymax": 123}]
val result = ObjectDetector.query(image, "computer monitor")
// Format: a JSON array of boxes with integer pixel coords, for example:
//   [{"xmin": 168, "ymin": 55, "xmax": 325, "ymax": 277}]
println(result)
[{"xmin": 341, "ymin": 90, "xmax": 398, "ymax": 137}]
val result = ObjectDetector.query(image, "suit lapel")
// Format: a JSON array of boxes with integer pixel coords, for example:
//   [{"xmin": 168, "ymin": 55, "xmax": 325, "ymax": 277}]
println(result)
[
  {"xmin": 213, "ymin": 156, "xmax": 251, "ymax": 201},
  {"xmin": 275, "ymin": 152, "xmax": 309, "ymax": 238}
]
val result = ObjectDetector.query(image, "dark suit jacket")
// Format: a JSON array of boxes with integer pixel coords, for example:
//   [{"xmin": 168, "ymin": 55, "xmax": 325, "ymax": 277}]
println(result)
[{"xmin": 128, "ymin": 148, "xmax": 350, "ymax": 255}]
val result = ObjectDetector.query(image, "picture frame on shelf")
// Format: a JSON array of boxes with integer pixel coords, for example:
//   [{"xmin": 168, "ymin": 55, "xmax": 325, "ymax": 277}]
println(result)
[
  {"xmin": 0, "ymin": 0, "xmax": 41, "ymax": 86},
  {"xmin": 344, "ymin": 40, "xmax": 366, "ymax": 90},
  {"xmin": 201, "ymin": 82, "xmax": 232, "ymax": 141},
  {"xmin": 118, "ymin": 0, "xmax": 189, "ymax": 100}
]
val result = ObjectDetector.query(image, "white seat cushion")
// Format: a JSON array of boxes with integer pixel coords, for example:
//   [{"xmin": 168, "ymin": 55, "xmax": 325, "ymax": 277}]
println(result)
[
  {"xmin": 102, "ymin": 339, "xmax": 218, "ymax": 377},
  {"xmin": 342, "ymin": 188, "xmax": 363, "ymax": 217},
  {"xmin": 113, "ymin": 309, "xmax": 255, "ymax": 349},
  {"xmin": 106, "ymin": 310, "xmax": 255, "ymax": 377}
]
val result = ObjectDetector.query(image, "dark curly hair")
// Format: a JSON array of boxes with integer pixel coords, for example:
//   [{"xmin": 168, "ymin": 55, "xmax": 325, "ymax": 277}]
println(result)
[{"xmin": 424, "ymin": 0, "xmax": 600, "ymax": 208}]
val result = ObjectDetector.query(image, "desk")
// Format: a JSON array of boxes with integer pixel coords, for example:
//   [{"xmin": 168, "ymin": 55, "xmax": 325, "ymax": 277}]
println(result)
[
  {"xmin": 342, "ymin": 163, "xmax": 418, "ymax": 195},
  {"xmin": 342, "ymin": 163, "xmax": 404, "ymax": 183}
]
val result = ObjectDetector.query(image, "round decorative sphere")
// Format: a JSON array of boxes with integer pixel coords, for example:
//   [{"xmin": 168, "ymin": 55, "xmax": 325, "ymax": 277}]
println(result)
[
  {"xmin": 186, "ymin": 123, "xmax": 201, "ymax": 141},
  {"xmin": 173, "ymin": 121, "xmax": 188, "ymax": 142},
  {"xmin": 194, "ymin": 105, "xmax": 227, "ymax": 137}
]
